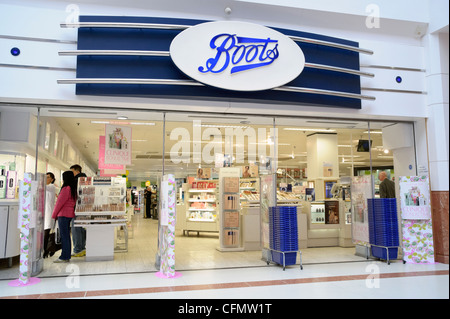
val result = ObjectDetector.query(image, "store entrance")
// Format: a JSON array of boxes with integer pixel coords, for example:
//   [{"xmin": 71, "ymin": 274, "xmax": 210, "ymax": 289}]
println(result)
[{"xmin": 0, "ymin": 105, "xmax": 415, "ymax": 279}]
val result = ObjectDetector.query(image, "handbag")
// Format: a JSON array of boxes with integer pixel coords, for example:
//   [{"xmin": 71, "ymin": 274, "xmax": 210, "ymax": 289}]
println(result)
[{"xmin": 47, "ymin": 230, "xmax": 62, "ymax": 253}]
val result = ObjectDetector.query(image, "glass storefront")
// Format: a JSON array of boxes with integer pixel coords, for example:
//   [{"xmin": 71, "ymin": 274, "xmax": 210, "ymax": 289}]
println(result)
[{"xmin": 0, "ymin": 104, "xmax": 415, "ymax": 278}]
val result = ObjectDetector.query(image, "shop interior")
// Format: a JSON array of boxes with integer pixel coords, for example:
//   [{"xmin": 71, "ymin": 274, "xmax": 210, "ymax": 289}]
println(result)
[{"xmin": 0, "ymin": 105, "xmax": 412, "ymax": 278}]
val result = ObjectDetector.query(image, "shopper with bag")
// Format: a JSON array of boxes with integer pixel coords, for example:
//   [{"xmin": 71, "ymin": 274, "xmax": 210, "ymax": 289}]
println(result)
[{"xmin": 52, "ymin": 171, "xmax": 77, "ymax": 263}]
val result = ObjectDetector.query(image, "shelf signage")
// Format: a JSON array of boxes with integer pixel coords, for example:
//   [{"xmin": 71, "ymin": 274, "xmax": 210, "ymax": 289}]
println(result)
[{"xmin": 170, "ymin": 21, "xmax": 305, "ymax": 91}]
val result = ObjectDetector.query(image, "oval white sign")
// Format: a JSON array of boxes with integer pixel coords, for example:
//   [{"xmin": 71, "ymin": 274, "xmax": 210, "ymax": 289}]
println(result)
[{"xmin": 170, "ymin": 21, "xmax": 305, "ymax": 92}]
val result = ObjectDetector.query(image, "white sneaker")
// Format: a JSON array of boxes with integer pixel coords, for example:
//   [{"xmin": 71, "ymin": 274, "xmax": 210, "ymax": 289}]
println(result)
[{"xmin": 53, "ymin": 258, "xmax": 69, "ymax": 263}]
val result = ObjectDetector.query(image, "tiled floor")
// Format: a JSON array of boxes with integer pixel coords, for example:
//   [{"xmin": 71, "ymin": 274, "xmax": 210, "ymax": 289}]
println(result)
[
  {"xmin": 0, "ymin": 212, "xmax": 448, "ymax": 299},
  {"xmin": 0, "ymin": 212, "xmax": 366, "ymax": 280},
  {"xmin": 0, "ymin": 260, "xmax": 448, "ymax": 299}
]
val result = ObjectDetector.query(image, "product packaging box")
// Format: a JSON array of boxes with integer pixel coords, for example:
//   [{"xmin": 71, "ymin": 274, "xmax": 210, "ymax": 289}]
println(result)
[
  {"xmin": 223, "ymin": 194, "xmax": 239, "ymax": 210},
  {"xmin": 223, "ymin": 177, "xmax": 239, "ymax": 193}
]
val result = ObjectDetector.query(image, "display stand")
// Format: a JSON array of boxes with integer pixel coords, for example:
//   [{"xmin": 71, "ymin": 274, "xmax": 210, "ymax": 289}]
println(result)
[
  {"xmin": 217, "ymin": 168, "xmax": 244, "ymax": 252},
  {"xmin": 157, "ymin": 174, "xmax": 181, "ymax": 278},
  {"xmin": 74, "ymin": 176, "xmax": 127, "ymax": 262},
  {"xmin": 9, "ymin": 172, "xmax": 45, "ymax": 287}
]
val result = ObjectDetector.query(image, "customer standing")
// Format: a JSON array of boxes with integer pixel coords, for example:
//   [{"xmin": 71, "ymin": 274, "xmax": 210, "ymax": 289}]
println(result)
[
  {"xmin": 379, "ymin": 171, "xmax": 396, "ymax": 198},
  {"xmin": 70, "ymin": 164, "xmax": 87, "ymax": 257},
  {"xmin": 144, "ymin": 186, "xmax": 152, "ymax": 219},
  {"xmin": 43, "ymin": 172, "xmax": 57, "ymax": 258},
  {"xmin": 52, "ymin": 171, "xmax": 77, "ymax": 263}
]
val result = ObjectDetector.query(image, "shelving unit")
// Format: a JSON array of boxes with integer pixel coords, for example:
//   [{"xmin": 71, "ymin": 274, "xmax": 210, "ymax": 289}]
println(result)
[
  {"xmin": 218, "ymin": 168, "xmax": 244, "ymax": 252},
  {"xmin": 240, "ymin": 178, "xmax": 259, "ymax": 208},
  {"xmin": 183, "ymin": 180, "xmax": 219, "ymax": 236},
  {"xmin": 74, "ymin": 176, "xmax": 128, "ymax": 261}
]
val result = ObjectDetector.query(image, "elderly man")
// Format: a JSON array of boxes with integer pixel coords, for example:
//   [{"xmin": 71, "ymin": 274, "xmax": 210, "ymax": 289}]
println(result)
[{"xmin": 378, "ymin": 171, "xmax": 396, "ymax": 198}]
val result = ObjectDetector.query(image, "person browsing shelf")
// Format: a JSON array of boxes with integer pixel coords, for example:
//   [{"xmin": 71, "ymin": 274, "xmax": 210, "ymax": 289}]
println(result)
[
  {"xmin": 379, "ymin": 171, "xmax": 396, "ymax": 198},
  {"xmin": 43, "ymin": 172, "xmax": 57, "ymax": 258},
  {"xmin": 52, "ymin": 171, "xmax": 77, "ymax": 263},
  {"xmin": 70, "ymin": 164, "xmax": 87, "ymax": 257}
]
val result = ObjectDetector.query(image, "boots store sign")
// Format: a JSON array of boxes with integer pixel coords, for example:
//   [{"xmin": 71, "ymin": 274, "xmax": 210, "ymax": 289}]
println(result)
[
  {"xmin": 169, "ymin": 21, "xmax": 305, "ymax": 91},
  {"xmin": 69, "ymin": 16, "xmax": 365, "ymax": 109}
]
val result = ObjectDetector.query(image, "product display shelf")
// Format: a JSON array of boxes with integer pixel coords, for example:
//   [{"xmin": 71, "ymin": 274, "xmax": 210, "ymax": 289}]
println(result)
[
  {"xmin": 219, "ymin": 173, "xmax": 243, "ymax": 251},
  {"xmin": 183, "ymin": 180, "xmax": 219, "ymax": 236},
  {"xmin": 240, "ymin": 178, "xmax": 260, "ymax": 208},
  {"xmin": 74, "ymin": 176, "xmax": 128, "ymax": 261}
]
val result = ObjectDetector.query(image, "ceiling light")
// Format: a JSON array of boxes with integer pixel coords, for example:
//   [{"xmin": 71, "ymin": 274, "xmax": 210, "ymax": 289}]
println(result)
[
  {"xmin": 129, "ymin": 122, "xmax": 156, "ymax": 126},
  {"xmin": 91, "ymin": 121, "xmax": 110, "ymax": 124},
  {"xmin": 90, "ymin": 120, "xmax": 155, "ymax": 126},
  {"xmin": 283, "ymin": 128, "xmax": 336, "ymax": 132},
  {"xmin": 384, "ymin": 149, "xmax": 389, "ymax": 154},
  {"xmin": 306, "ymin": 120, "xmax": 359, "ymax": 125},
  {"xmin": 188, "ymin": 115, "xmax": 247, "ymax": 120},
  {"xmin": 193, "ymin": 124, "xmax": 249, "ymax": 129},
  {"xmin": 364, "ymin": 131, "xmax": 383, "ymax": 134},
  {"xmin": 117, "ymin": 116, "xmax": 128, "ymax": 120}
]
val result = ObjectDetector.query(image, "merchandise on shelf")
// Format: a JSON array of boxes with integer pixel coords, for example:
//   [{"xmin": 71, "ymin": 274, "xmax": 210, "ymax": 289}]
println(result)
[
  {"xmin": 186, "ymin": 181, "xmax": 218, "ymax": 223},
  {"xmin": 276, "ymin": 190, "xmax": 302, "ymax": 203},
  {"xmin": 75, "ymin": 176, "xmax": 127, "ymax": 225},
  {"xmin": 311, "ymin": 202, "xmax": 326, "ymax": 224},
  {"xmin": 192, "ymin": 181, "xmax": 216, "ymax": 189},
  {"xmin": 221, "ymin": 175, "xmax": 241, "ymax": 248}
]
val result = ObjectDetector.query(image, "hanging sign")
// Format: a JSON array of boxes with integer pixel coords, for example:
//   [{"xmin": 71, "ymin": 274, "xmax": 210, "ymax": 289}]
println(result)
[
  {"xmin": 104, "ymin": 125, "xmax": 132, "ymax": 165},
  {"xmin": 99, "ymin": 136, "xmax": 125, "ymax": 170},
  {"xmin": 170, "ymin": 21, "xmax": 305, "ymax": 91}
]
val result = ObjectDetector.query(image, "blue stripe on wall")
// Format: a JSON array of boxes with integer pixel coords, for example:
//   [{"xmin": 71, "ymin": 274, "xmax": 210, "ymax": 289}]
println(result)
[{"xmin": 75, "ymin": 16, "xmax": 362, "ymax": 109}]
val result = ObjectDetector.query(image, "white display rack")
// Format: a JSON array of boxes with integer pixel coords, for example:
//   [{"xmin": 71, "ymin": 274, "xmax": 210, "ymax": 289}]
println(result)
[
  {"xmin": 74, "ymin": 176, "xmax": 128, "ymax": 260},
  {"xmin": 218, "ymin": 168, "xmax": 244, "ymax": 252},
  {"xmin": 183, "ymin": 180, "xmax": 219, "ymax": 236}
]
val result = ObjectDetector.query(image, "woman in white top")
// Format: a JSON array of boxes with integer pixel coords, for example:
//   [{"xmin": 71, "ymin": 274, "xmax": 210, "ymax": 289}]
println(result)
[{"xmin": 43, "ymin": 172, "xmax": 57, "ymax": 258}]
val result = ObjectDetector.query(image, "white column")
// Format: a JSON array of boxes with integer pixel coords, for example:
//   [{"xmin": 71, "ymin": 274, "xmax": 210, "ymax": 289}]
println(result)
[{"xmin": 425, "ymin": 32, "xmax": 449, "ymax": 192}]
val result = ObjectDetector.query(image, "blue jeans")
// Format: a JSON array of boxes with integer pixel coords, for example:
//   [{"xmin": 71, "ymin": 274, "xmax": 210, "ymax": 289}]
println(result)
[
  {"xmin": 58, "ymin": 217, "xmax": 72, "ymax": 260},
  {"xmin": 72, "ymin": 222, "xmax": 86, "ymax": 253}
]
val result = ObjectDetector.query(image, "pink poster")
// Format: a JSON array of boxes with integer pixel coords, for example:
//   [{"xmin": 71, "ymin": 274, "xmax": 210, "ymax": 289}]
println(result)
[
  {"xmin": 98, "ymin": 136, "xmax": 125, "ymax": 170},
  {"xmin": 399, "ymin": 176, "xmax": 431, "ymax": 220},
  {"xmin": 104, "ymin": 125, "xmax": 132, "ymax": 165},
  {"xmin": 400, "ymin": 176, "xmax": 434, "ymax": 264}
]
